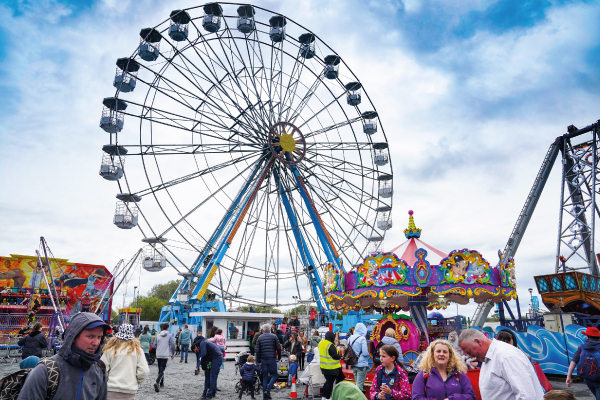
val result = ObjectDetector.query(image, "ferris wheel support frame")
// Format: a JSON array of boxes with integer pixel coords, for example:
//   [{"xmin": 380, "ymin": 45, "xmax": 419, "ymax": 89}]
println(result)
[
  {"xmin": 188, "ymin": 156, "xmax": 276, "ymax": 303},
  {"xmin": 168, "ymin": 157, "xmax": 268, "ymax": 305},
  {"xmin": 274, "ymin": 168, "xmax": 327, "ymax": 312}
]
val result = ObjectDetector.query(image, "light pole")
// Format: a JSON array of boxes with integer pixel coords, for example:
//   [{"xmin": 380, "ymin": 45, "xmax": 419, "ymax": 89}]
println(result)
[
  {"xmin": 528, "ymin": 288, "xmax": 533, "ymax": 318},
  {"xmin": 134, "ymin": 286, "xmax": 138, "ymax": 308}
]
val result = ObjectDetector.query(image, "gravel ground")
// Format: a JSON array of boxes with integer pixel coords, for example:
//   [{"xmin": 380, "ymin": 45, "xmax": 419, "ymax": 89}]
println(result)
[{"xmin": 0, "ymin": 357, "xmax": 595, "ymax": 399}]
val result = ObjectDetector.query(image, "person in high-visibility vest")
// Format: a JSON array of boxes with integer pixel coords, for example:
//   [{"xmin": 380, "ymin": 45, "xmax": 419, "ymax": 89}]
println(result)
[{"xmin": 319, "ymin": 331, "xmax": 344, "ymax": 399}]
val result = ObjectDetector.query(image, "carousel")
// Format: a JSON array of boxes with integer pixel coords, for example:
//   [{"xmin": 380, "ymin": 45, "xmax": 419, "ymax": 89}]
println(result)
[{"xmin": 324, "ymin": 211, "xmax": 517, "ymax": 358}]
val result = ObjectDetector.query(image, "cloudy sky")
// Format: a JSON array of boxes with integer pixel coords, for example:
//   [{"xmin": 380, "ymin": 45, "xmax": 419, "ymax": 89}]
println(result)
[{"xmin": 1, "ymin": 0, "xmax": 600, "ymax": 319}]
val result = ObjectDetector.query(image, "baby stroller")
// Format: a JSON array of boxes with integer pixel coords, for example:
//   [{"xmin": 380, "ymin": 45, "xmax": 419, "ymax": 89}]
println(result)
[
  {"xmin": 235, "ymin": 355, "xmax": 263, "ymax": 396},
  {"xmin": 147, "ymin": 346, "xmax": 156, "ymax": 365},
  {"xmin": 235, "ymin": 350, "xmax": 251, "ymax": 375},
  {"xmin": 277, "ymin": 350, "xmax": 291, "ymax": 380}
]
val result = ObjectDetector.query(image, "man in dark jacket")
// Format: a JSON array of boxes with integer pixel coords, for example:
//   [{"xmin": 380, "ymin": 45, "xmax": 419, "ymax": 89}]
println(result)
[
  {"xmin": 17, "ymin": 312, "xmax": 109, "ymax": 400},
  {"xmin": 18, "ymin": 321, "xmax": 47, "ymax": 359},
  {"xmin": 255, "ymin": 323, "xmax": 281, "ymax": 399},
  {"xmin": 290, "ymin": 316, "xmax": 300, "ymax": 327},
  {"xmin": 200, "ymin": 338, "xmax": 223, "ymax": 399}
]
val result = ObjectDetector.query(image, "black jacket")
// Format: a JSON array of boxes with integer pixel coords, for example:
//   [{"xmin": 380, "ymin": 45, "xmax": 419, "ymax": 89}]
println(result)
[
  {"xmin": 255, "ymin": 332, "xmax": 281, "ymax": 363},
  {"xmin": 283, "ymin": 339, "xmax": 302, "ymax": 356},
  {"xmin": 18, "ymin": 331, "xmax": 48, "ymax": 359}
]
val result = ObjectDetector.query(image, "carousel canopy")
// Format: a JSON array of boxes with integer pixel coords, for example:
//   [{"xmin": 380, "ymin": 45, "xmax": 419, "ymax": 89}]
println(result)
[{"xmin": 389, "ymin": 211, "xmax": 446, "ymax": 266}]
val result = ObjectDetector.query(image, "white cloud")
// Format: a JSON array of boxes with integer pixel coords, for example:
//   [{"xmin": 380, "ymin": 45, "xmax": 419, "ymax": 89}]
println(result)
[{"xmin": 1, "ymin": 0, "xmax": 600, "ymax": 320}]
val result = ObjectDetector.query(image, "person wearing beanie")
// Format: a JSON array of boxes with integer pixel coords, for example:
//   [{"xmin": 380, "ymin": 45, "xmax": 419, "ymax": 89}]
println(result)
[
  {"xmin": 319, "ymin": 331, "xmax": 344, "ymax": 400},
  {"xmin": 100, "ymin": 323, "xmax": 149, "ymax": 400}
]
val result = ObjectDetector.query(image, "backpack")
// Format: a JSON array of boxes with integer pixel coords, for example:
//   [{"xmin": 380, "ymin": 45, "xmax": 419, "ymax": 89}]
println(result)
[
  {"xmin": 342, "ymin": 337, "xmax": 362, "ymax": 366},
  {"xmin": 0, "ymin": 358, "xmax": 60, "ymax": 400},
  {"xmin": 577, "ymin": 349, "xmax": 600, "ymax": 380},
  {"xmin": 373, "ymin": 341, "xmax": 385, "ymax": 367}
]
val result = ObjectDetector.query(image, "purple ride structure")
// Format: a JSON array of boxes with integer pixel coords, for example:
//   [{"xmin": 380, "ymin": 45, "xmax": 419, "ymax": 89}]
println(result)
[{"xmin": 97, "ymin": 3, "xmax": 393, "ymax": 326}]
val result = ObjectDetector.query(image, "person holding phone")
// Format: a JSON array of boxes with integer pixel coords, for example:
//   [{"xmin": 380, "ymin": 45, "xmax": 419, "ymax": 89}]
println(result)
[{"xmin": 369, "ymin": 345, "xmax": 410, "ymax": 400}]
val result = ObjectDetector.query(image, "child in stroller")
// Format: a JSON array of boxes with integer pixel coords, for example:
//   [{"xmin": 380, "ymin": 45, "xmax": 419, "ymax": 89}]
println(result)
[{"xmin": 236, "ymin": 354, "xmax": 262, "ymax": 399}]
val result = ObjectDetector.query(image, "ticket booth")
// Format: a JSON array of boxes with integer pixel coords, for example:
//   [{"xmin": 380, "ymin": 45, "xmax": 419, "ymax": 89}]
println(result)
[{"xmin": 118, "ymin": 308, "xmax": 141, "ymax": 326}]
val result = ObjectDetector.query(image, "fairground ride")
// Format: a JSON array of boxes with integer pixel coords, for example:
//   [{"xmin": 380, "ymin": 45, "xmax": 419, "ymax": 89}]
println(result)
[
  {"xmin": 97, "ymin": 3, "xmax": 393, "ymax": 327},
  {"xmin": 471, "ymin": 120, "xmax": 600, "ymax": 329}
]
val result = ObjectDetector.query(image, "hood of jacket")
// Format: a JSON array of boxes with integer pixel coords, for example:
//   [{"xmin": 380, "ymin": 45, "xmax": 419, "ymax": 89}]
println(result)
[
  {"xmin": 58, "ymin": 312, "xmax": 107, "ymax": 359},
  {"xmin": 354, "ymin": 323, "xmax": 367, "ymax": 337},
  {"xmin": 325, "ymin": 331, "xmax": 335, "ymax": 342},
  {"xmin": 159, "ymin": 330, "xmax": 169, "ymax": 337},
  {"xmin": 381, "ymin": 336, "xmax": 399, "ymax": 345},
  {"xmin": 29, "ymin": 330, "xmax": 42, "ymax": 337},
  {"xmin": 583, "ymin": 338, "xmax": 600, "ymax": 352}
]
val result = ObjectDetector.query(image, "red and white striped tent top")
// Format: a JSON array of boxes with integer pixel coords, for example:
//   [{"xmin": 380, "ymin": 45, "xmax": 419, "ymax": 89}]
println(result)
[{"xmin": 388, "ymin": 210, "xmax": 448, "ymax": 266}]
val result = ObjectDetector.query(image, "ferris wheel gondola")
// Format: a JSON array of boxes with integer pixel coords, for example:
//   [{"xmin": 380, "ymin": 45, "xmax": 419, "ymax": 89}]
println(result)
[{"xmin": 98, "ymin": 3, "xmax": 393, "ymax": 314}]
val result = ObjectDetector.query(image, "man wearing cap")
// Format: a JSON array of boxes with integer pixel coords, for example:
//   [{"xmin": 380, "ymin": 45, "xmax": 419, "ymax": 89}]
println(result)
[
  {"xmin": 459, "ymin": 328, "xmax": 544, "ymax": 400},
  {"xmin": 567, "ymin": 326, "xmax": 600, "ymax": 398},
  {"xmin": 18, "ymin": 312, "xmax": 109, "ymax": 400}
]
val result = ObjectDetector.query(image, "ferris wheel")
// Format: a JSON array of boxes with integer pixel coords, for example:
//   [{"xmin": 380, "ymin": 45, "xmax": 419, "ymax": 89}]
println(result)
[{"xmin": 98, "ymin": 3, "xmax": 393, "ymax": 312}]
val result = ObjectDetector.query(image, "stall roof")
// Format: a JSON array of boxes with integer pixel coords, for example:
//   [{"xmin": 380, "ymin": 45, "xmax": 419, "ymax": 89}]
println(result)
[{"xmin": 189, "ymin": 312, "xmax": 284, "ymax": 319}]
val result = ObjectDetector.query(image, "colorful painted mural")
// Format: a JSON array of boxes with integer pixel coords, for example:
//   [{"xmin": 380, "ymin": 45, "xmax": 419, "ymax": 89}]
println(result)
[
  {"xmin": 496, "ymin": 324, "xmax": 586, "ymax": 375},
  {"xmin": 0, "ymin": 254, "xmax": 113, "ymax": 327}
]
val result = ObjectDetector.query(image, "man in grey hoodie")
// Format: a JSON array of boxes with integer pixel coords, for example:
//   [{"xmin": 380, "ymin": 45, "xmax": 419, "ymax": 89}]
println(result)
[
  {"xmin": 152, "ymin": 322, "xmax": 175, "ymax": 392},
  {"xmin": 17, "ymin": 312, "xmax": 110, "ymax": 400}
]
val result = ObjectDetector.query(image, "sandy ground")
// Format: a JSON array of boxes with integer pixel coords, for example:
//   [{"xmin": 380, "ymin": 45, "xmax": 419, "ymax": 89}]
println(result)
[{"xmin": 0, "ymin": 355, "xmax": 595, "ymax": 399}]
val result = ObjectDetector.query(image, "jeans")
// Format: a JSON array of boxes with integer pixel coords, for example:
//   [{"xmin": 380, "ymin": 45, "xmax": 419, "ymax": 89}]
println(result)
[
  {"xmin": 180, "ymin": 343, "xmax": 189, "ymax": 362},
  {"xmin": 322, "ymin": 369, "xmax": 344, "ymax": 399},
  {"xmin": 261, "ymin": 359, "xmax": 278, "ymax": 393},
  {"xmin": 240, "ymin": 379, "xmax": 254, "ymax": 398},
  {"xmin": 352, "ymin": 366, "xmax": 368, "ymax": 391},
  {"xmin": 585, "ymin": 379, "xmax": 600, "ymax": 400},
  {"xmin": 298, "ymin": 352, "xmax": 305, "ymax": 370},
  {"xmin": 207, "ymin": 357, "xmax": 222, "ymax": 397},
  {"xmin": 156, "ymin": 358, "xmax": 168, "ymax": 385},
  {"xmin": 218, "ymin": 345, "xmax": 225, "ymax": 369},
  {"xmin": 196, "ymin": 351, "xmax": 201, "ymax": 369}
]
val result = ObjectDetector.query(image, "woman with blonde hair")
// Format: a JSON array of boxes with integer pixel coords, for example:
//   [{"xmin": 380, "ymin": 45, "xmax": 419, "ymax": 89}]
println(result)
[
  {"xmin": 100, "ymin": 323, "xmax": 150, "ymax": 400},
  {"xmin": 411, "ymin": 339, "xmax": 475, "ymax": 400}
]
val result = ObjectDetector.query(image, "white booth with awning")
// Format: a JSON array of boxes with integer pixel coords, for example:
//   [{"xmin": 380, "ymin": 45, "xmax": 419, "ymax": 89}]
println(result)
[{"xmin": 189, "ymin": 312, "xmax": 284, "ymax": 360}]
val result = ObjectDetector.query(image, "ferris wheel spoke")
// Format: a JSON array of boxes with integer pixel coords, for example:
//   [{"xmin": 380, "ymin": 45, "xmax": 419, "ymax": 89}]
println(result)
[
  {"xmin": 214, "ymin": 23, "xmax": 274, "ymax": 132},
  {"xmin": 118, "ymin": 143, "xmax": 259, "ymax": 156},
  {"xmin": 305, "ymin": 142, "xmax": 373, "ymax": 151},
  {"xmin": 299, "ymin": 171, "xmax": 374, "ymax": 260},
  {"xmin": 303, "ymin": 116, "xmax": 363, "ymax": 139},
  {"xmin": 300, "ymin": 156, "xmax": 379, "ymax": 208},
  {"xmin": 287, "ymin": 69, "xmax": 325, "ymax": 125},
  {"xmin": 125, "ymin": 101, "xmax": 262, "ymax": 146},
  {"xmin": 157, "ymin": 158, "xmax": 264, "ymax": 239},
  {"xmin": 296, "ymin": 90, "xmax": 347, "ymax": 131},
  {"xmin": 278, "ymin": 42, "xmax": 309, "ymax": 123},
  {"xmin": 132, "ymin": 151, "xmax": 261, "ymax": 197},
  {"xmin": 173, "ymin": 28, "xmax": 268, "ymax": 135},
  {"xmin": 298, "ymin": 165, "xmax": 381, "ymax": 234},
  {"xmin": 304, "ymin": 149, "xmax": 380, "ymax": 179},
  {"xmin": 137, "ymin": 60, "xmax": 255, "ymax": 136}
]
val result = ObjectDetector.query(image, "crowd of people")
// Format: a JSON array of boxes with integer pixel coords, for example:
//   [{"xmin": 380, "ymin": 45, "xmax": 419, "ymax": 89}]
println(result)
[{"xmin": 8, "ymin": 313, "xmax": 594, "ymax": 400}]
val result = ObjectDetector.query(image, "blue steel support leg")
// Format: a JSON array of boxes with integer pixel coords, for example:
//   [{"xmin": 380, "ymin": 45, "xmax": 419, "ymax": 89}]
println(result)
[
  {"xmin": 273, "ymin": 169, "xmax": 329, "ymax": 313},
  {"xmin": 289, "ymin": 164, "xmax": 344, "ymax": 273},
  {"xmin": 189, "ymin": 159, "xmax": 275, "ymax": 302},
  {"xmin": 169, "ymin": 158, "xmax": 266, "ymax": 304}
]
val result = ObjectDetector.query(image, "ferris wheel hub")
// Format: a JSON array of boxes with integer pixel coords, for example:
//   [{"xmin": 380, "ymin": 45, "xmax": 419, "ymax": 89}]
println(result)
[{"xmin": 268, "ymin": 121, "xmax": 306, "ymax": 165}]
